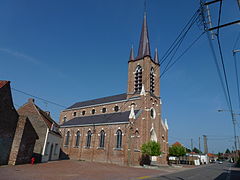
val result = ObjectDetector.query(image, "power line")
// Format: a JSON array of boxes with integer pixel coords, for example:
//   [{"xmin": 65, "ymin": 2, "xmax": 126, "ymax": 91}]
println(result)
[
  {"xmin": 199, "ymin": 0, "xmax": 231, "ymax": 110},
  {"xmin": 11, "ymin": 87, "xmax": 68, "ymax": 109},
  {"xmin": 160, "ymin": 32, "xmax": 205, "ymax": 78},
  {"xmin": 160, "ymin": 9, "xmax": 200, "ymax": 65}
]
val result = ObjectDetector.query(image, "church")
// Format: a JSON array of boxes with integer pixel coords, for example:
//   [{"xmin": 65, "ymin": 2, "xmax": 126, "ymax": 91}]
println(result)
[{"xmin": 59, "ymin": 13, "xmax": 169, "ymax": 165}]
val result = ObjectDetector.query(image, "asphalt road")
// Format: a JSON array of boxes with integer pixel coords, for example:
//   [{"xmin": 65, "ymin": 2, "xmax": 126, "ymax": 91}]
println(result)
[{"xmin": 145, "ymin": 162, "xmax": 240, "ymax": 180}]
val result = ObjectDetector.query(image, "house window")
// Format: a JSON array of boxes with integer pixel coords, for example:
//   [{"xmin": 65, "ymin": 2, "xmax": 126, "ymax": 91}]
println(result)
[
  {"xmin": 82, "ymin": 111, "xmax": 86, "ymax": 115},
  {"xmin": 99, "ymin": 130, "xmax": 105, "ymax": 148},
  {"xmin": 65, "ymin": 131, "xmax": 70, "ymax": 146},
  {"xmin": 134, "ymin": 65, "xmax": 142, "ymax": 93},
  {"xmin": 54, "ymin": 144, "xmax": 58, "ymax": 155},
  {"xmin": 86, "ymin": 130, "xmax": 92, "ymax": 148},
  {"xmin": 91, "ymin": 109, "xmax": 96, "ymax": 114},
  {"xmin": 114, "ymin": 106, "xmax": 119, "ymax": 112},
  {"xmin": 116, "ymin": 129, "xmax": 122, "ymax": 149},
  {"xmin": 102, "ymin": 108, "xmax": 106, "ymax": 113},
  {"xmin": 75, "ymin": 131, "xmax": 80, "ymax": 147},
  {"xmin": 150, "ymin": 67, "xmax": 155, "ymax": 93}
]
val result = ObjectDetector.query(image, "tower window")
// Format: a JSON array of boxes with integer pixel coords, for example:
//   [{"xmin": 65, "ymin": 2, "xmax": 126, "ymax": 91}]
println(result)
[
  {"xmin": 102, "ymin": 108, "xmax": 106, "ymax": 113},
  {"xmin": 150, "ymin": 67, "xmax": 155, "ymax": 93},
  {"xmin": 134, "ymin": 65, "xmax": 142, "ymax": 93},
  {"xmin": 92, "ymin": 109, "xmax": 96, "ymax": 114},
  {"xmin": 150, "ymin": 108, "xmax": 156, "ymax": 119},
  {"xmin": 114, "ymin": 106, "xmax": 119, "ymax": 112}
]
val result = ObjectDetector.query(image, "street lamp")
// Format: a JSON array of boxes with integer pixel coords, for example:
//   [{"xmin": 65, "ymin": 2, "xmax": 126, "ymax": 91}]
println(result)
[{"xmin": 218, "ymin": 109, "xmax": 239, "ymax": 162}]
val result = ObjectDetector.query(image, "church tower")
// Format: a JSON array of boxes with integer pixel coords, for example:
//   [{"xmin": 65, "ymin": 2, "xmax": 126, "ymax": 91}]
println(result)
[{"xmin": 127, "ymin": 13, "xmax": 160, "ymax": 99}]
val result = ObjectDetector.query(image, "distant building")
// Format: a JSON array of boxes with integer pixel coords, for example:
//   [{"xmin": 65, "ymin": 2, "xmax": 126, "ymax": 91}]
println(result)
[
  {"xmin": 18, "ymin": 98, "xmax": 61, "ymax": 162},
  {"xmin": 0, "ymin": 80, "xmax": 38, "ymax": 165},
  {"xmin": 59, "ymin": 14, "xmax": 169, "ymax": 166}
]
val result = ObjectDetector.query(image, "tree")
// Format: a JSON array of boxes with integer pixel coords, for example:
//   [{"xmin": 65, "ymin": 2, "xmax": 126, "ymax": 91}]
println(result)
[
  {"xmin": 169, "ymin": 144, "xmax": 186, "ymax": 157},
  {"xmin": 186, "ymin": 148, "xmax": 191, "ymax": 153},
  {"xmin": 225, "ymin": 149, "xmax": 231, "ymax": 154},
  {"xmin": 140, "ymin": 141, "xmax": 161, "ymax": 166},
  {"xmin": 192, "ymin": 147, "xmax": 201, "ymax": 154},
  {"xmin": 141, "ymin": 141, "xmax": 162, "ymax": 156}
]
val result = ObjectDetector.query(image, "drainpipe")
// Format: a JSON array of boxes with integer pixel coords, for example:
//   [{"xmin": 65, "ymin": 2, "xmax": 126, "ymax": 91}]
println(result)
[{"xmin": 42, "ymin": 128, "xmax": 49, "ymax": 159}]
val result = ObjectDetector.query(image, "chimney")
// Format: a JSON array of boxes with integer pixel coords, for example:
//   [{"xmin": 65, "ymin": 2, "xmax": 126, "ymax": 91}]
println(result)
[
  {"xmin": 45, "ymin": 111, "xmax": 51, "ymax": 117},
  {"xmin": 28, "ymin": 98, "xmax": 35, "ymax": 103}
]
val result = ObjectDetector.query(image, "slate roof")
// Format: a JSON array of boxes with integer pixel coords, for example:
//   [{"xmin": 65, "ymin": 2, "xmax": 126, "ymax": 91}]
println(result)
[
  {"xmin": 136, "ymin": 13, "xmax": 151, "ymax": 60},
  {"xmin": 61, "ymin": 110, "xmax": 139, "ymax": 127},
  {"xmin": 67, "ymin": 93, "xmax": 127, "ymax": 109}
]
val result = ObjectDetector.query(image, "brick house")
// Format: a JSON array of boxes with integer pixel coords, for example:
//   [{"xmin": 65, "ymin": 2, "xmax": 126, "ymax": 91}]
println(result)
[
  {"xmin": 0, "ymin": 80, "xmax": 38, "ymax": 165},
  {"xmin": 59, "ymin": 14, "xmax": 169, "ymax": 165},
  {"xmin": 0, "ymin": 81, "xmax": 19, "ymax": 165},
  {"xmin": 18, "ymin": 98, "xmax": 62, "ymax": 162}
]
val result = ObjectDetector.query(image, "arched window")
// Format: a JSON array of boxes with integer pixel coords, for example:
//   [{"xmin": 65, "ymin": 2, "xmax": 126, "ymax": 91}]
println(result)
[
  {"xmin": 99, "ymin": 130, "xmax": 105, "ymax": 148},
  {"xmin": 86, "ymin": 130, "xmax": 92, "ymax": 148},
  {"xmin": 114, "ymin": 106, "xmax": 119, "ymax": 112},
  {"xmin": 92, "ymin": 109, "xmax": 96, "ymax": 114},
  {"xmin": 150, "ymin": 67, "xmax": 155, "ymax": 93},
  {"xmin": 150, "ymin": 108, "xmax": 156, "ymax": 119},
  {"xmin": 134, "ymin": 65, "xmax": 142, "ymax": 92},
  {"xmin": 116, "ymin": 129, "xmax": 122, "ymax": 149},
  {"xmin": 82, "ymin": 110, "xmax": 86, "ymax": 115},
  {"xmin": 102, "ymin": 107, "xmax": 106, "ymax": 113},
  {"xmin": 65, "ymin": 131, "xmax": 70, "ymax": 146},
  {"xmin": 73, "ymin": 112, "xmax": 77, "ymax": 117},
  {"xmin": 75, "ymin": 131, "xmax": 80, "ymax": 147},
  {"xmin": 63, "ymin": 116, "xmax": 67, "ymax": 123}
]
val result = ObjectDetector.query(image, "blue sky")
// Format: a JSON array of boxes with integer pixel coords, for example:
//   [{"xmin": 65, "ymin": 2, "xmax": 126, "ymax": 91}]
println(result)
[{"xmin": 1, "ymin": 0, "xmax": 240, "ymax": 153}]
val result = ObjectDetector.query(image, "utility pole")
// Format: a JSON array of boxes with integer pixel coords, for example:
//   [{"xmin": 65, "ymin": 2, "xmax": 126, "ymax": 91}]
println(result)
[
  {"xmin": 199, "ymin": 0, "xmax": 240, "ymax": 162},
  {"xmin": 203, "ymin": 135, "xmax": 208, "ymax": 154},
  {"xmin": 200, "ymin": 0, "xmax": 240, "ymax": 31},
  {"xmin": 218, "ymin": 110, "xmax": 239, "ymax": 161},
  {"xmin": 199, "ymin": 137, "xmax": 201, "ymax": 153},
  {"xmin": 199, "ymin": 137, "xmax": 202, "ymax": 164},
  {"xmin": 191, "ymin": 138, "xmax": 193, "ymax": 165}
]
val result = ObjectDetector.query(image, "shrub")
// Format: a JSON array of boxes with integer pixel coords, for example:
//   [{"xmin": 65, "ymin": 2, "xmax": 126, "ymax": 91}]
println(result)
[{"xmin": 141, "ymin": 141, "xmax": 162, "ymax": 156}]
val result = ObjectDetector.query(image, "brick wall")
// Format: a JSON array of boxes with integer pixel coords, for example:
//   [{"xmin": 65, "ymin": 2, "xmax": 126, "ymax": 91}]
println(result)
[
  {"xmin": 18, "ymin": 99, "xmax": 48, "ymax": 161},
  {"xmin": 8, "ymin": 116, "xmax": 38, "ymax": 165},
  {"xmin": 0, "ymin": 81, "xmax": 19, "ymax": 165}
]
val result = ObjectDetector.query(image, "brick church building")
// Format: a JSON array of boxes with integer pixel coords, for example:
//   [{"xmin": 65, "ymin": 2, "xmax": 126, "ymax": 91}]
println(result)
[{"xmin": 59, "ymin": 14, "xmax": 169, "ymax": 165}]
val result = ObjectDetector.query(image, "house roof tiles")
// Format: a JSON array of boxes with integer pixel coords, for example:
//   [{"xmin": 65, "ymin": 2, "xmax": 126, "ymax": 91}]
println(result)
[{"xmin": 0, "ymin": 80, "xmax": 9, "ymax": 88}]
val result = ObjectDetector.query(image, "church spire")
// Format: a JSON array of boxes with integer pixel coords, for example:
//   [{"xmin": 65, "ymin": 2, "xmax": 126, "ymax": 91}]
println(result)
[
  {"xmin": 129, "ymin": 45, "xmax": 135, "ymax": 61},
  {"xmin": 154, "ymin": 48, "xmax": 159, "ymax": 64},
  {"xmin": 136, "ymin": 13, "xmax": 151, "ymax": 60}
]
